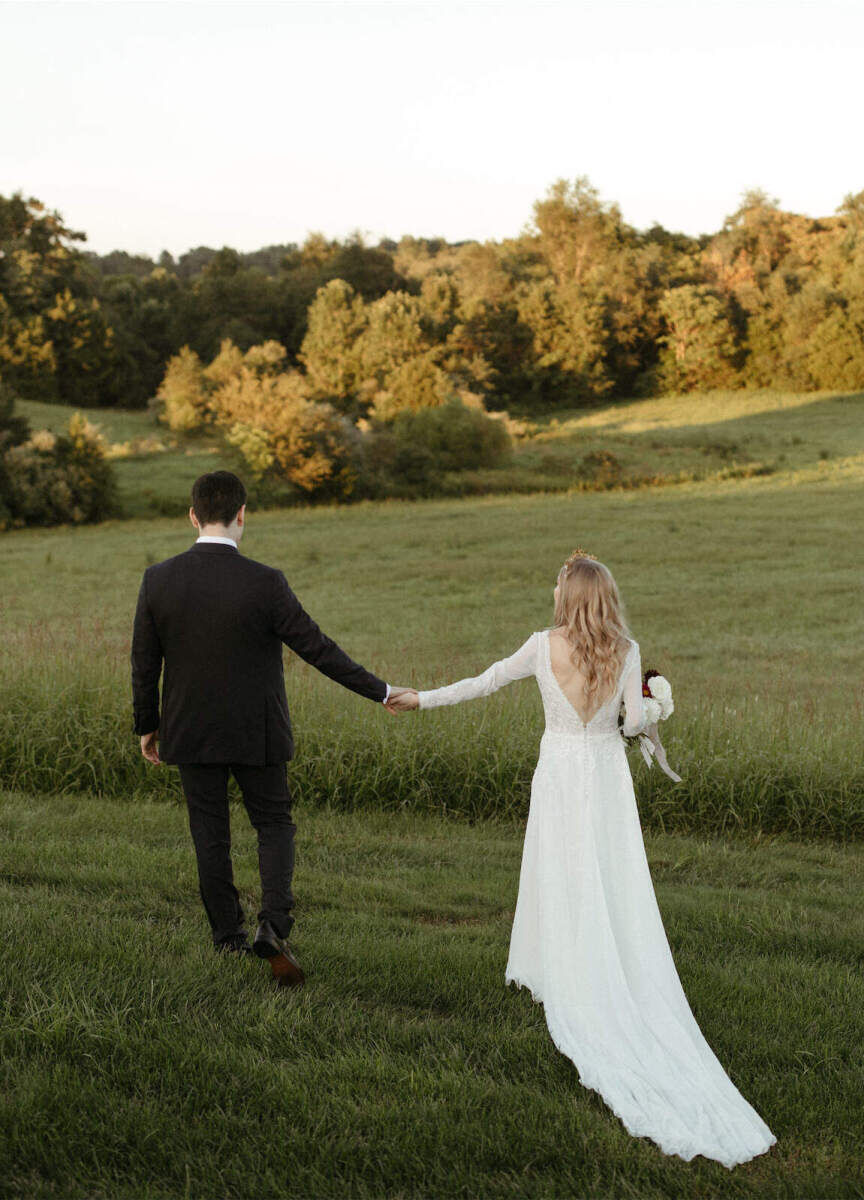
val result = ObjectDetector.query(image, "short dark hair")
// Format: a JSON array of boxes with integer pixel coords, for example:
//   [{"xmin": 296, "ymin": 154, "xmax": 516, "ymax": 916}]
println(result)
[{"xmin": 191, "ymin": 471, "xmax": 247, "ymax": 526}]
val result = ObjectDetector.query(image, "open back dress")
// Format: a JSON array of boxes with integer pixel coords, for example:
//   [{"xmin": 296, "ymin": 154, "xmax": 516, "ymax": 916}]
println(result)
[{"xmin": 417, "ymin": 629, "xmax": 776, "ymax": 1169}]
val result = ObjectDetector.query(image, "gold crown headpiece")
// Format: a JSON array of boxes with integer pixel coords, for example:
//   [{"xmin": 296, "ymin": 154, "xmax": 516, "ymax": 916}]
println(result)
[
  {"xmin": 564, "ymin": 549, "xmax": 597, "ymax": 566},
  {"xmin": 560, "ymin": 547, "xmax": 599, "ymax": 573}
]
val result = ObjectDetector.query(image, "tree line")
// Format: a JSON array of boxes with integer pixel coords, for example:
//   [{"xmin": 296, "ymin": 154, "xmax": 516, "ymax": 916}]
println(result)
[{"xmin": 2, "ymin": 178, "xmax": 864, "ymax": 418}]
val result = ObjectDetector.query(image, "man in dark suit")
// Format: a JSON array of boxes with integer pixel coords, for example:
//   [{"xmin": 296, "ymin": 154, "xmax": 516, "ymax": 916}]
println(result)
[{"xmin": 131, "ymin": 470, "xmax": 414, "ymax": 985}]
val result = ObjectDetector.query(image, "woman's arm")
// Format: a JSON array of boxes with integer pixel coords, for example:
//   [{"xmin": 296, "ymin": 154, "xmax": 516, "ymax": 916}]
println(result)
[
  {"xmin": 416, "ymin": 632, "xmax": 539, "ymax": 709},
  {"xmin": 620, "ymin": 640, "xmax": 646, "ymax": 737}
]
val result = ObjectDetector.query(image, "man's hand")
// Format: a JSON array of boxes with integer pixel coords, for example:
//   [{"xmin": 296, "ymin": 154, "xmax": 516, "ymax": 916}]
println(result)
[
  {"xmin": 140, "ymin": 729, "xmax": 161, "ymax": 765},
  {"xmin": 385, "ymin": 687, "xmax": 419, "ymax": 714}
]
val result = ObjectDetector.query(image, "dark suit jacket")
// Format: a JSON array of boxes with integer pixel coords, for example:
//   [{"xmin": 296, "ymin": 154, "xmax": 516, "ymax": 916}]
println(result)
[{"xmin": 131, "ymin": 541, "xmax": 387, "ymax": 765}]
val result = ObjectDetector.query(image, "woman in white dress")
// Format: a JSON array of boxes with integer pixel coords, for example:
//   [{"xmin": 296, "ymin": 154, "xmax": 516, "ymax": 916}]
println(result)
[{"xmin": 388, "ymin": 549, "xmax": 776, "ymax": 1169}]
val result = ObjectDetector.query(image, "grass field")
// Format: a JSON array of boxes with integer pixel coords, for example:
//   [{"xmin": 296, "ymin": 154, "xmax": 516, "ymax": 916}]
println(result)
[
  {"xmin": 2, "ymin": 428, "xmax": 862, "ymax": 835},
  {"xmin": 3, "ymin": 389, "xmax": 862, "ymax": 1196},
  {"xmin": 1, "ymin": 792, "xmax": 861, "ymax": 1199}
]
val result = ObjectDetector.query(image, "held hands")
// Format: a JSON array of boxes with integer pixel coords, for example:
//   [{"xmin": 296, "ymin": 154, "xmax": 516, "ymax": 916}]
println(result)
[
  {"xmin": 385, "ymin": 686, "xmax": 420, "ymax": 714},
  {"xmin": 138, "ymin": 688, "xmax": 419, "ymax": 759},
  {"xmin": 140, "ymin": 729, "xmax": 161, "ymax": 765}
]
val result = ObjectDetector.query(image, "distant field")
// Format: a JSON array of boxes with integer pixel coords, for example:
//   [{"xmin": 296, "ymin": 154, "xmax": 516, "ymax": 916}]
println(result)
[
  {"xmin": 503, "ymin": 387, "xmax": 864, "ymax": 493},
  {"xmin": 0, "ymin": 792, "xmax": 861, "ymax": 1199},
  {"xmin": 17, "ymin": 388, "xmax": 864, "ymax": 517},
  {"xmin": 16, "ymin": 399, "xmax": 164, "ymax": 444}
]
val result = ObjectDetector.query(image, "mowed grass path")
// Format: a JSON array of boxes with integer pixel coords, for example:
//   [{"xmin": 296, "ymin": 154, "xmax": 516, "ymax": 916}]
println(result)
[{"xmin": 1, "ymin": 792, "xmax": 861, "ymax": 1199}]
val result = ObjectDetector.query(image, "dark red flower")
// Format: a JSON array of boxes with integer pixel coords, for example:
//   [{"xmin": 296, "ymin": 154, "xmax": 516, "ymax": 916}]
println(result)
[{"xmin": 642, "ymin": 668, "xmax": 660, "ymax": 697}]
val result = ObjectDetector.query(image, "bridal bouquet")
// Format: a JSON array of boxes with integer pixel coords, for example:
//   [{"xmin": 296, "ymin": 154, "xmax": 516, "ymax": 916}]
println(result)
[
  {"xmin": 620, "ymin": 669, "xmax": 682, "ymax": 782},
  {"xmin": 641, "ymin": 669, "xmax": 674, "ymax": 725}
]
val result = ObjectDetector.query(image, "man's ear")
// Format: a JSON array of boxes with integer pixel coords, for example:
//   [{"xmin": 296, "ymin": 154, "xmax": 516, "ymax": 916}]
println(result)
[
  {"xmin": 189, "ymin": 506, "xmax": 199, "ymax": 530},
  {"xmin": 236, "ymin": 504, "xmax": 246, "ymax": 527}
]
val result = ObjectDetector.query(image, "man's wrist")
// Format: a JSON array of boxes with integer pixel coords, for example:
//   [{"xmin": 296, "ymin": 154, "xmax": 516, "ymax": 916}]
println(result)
[{"xmin": 382, "ymin": 683, "xmax": 391, "ymax": 704}]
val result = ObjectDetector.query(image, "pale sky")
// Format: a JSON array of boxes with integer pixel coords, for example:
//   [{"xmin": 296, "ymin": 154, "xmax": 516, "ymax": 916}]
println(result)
[{"xmin": 3, "ymin": 0, "xmax": 863, "ymax": 257}]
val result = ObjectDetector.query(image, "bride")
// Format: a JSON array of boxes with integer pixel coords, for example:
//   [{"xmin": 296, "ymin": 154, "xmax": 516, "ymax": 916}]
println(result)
[{"xmin": 387, "ymin": 549, "xmax": 776, "ymax": 1168}]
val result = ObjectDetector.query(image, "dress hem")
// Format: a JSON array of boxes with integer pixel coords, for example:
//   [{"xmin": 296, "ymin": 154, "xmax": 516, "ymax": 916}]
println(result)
[{"xmin": 503, "ymin": 972, "xmax": 777, "ymax": 1171}]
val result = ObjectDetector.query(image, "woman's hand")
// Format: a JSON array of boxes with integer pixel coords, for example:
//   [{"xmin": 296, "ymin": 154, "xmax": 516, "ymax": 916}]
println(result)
[{"xmin": 386, "ymin": 688, "xmax": 420, "ymax": 713}]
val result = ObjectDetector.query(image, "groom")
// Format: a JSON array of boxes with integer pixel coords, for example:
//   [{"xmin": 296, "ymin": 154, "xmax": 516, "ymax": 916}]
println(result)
[{"xmin": 131, "ymin": 470, "xmax": 414, "ymax": 985}]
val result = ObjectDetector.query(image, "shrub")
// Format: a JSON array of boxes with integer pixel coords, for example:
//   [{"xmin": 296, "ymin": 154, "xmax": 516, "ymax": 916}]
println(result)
[
  {"xmin": 357, "ymin": 428, "xmax": 440, "ymax": 497},
  {"xmin": 0, "ymin": 411, "xmax": 117, "ymax": 529},
  {"xmin": 354, "ymin": 400, "xmax": 512, "ymax": 498},
  {"xmin": 105, "ymin": 434, "xmax": 169, "ymax": 460},
  {"xmin": 577, "ymin": 449, "xmax": 623, "ymax": 487},
  {"xmin": 211, "ymin": 362, "xmax": 361, "ymax": 499},
  {"xmin": 387, "ymin": 399, "xmax": 512, "ymax": 472},
  {"xmin": 271, "ymin": 401, "xmax": 362, "ymax": 497}
]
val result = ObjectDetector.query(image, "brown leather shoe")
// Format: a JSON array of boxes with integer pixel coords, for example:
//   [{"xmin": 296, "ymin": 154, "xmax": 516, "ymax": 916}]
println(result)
[{"xmin": 253, "ymin": 920, "xmax": 305, "ymax": 988}]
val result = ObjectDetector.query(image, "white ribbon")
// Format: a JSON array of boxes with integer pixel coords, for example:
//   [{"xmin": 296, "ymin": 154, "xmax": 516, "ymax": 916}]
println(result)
[{"xmin": 637, "ymin": 723, "xmax": 682, "ymax": 783}]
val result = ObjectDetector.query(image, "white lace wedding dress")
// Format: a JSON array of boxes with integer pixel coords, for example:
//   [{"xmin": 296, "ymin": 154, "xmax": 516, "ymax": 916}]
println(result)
[{"xmin": 417, "ymin": 630, "xmax": 776, "ymax": 1168}]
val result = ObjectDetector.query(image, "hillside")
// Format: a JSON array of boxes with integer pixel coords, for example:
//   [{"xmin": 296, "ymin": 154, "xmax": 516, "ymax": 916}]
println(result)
[{"xmin": 17, "ymin": 387, "xmax": 864, "ymax": 519}]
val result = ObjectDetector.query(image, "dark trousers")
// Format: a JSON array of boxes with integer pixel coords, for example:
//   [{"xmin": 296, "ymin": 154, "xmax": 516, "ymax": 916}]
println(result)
[{"xmin": 178, "ymin": 762, "xmax": 296, "ymax": 946}]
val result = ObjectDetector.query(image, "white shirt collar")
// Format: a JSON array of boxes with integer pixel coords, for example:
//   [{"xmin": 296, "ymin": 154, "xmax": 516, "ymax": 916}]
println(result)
[{"xmin": 196, "ymin": 535, "xmax": 238, "ymax": 548}]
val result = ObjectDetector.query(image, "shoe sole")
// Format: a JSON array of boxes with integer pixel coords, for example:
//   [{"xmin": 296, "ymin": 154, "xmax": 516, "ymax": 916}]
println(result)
[{"xmin": 253, "ymin": 939, "xmax": 305, "ymax": 987}]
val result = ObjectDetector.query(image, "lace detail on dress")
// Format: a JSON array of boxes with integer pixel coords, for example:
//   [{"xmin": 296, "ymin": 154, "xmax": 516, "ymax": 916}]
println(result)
[{"xmin": 536, "ymin": 628, "xmax": 639, "ymax": 738}]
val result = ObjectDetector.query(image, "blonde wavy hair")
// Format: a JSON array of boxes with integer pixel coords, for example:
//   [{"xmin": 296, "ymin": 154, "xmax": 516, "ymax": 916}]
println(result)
[{"xmin": 553, "ymin": 550, "xmax": 631, "ymax": 707}]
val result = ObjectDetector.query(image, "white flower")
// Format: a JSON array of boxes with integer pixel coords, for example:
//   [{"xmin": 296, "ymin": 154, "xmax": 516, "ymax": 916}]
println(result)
[
  {"xmin": 647, "ymin": 675, "xmax": 672, "ymax": 702},
  {"xmin": 659, "ymin": 698, "xmax": 675, "ymax": 720},
  {"xmin": 643, "ymin": 697, "xmax": 663, "ymax": 725}
]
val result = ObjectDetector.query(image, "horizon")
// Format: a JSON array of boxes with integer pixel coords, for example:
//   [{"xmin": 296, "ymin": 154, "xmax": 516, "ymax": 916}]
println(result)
[{"xmin": 31, "ymin": 180, "xmax": 863, "ymax": 263}]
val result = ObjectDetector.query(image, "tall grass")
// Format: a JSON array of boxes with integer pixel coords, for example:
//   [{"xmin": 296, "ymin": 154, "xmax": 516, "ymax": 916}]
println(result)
[
  {"xmin": 2, "ymin": 460, "xmax": 861, "ymax": 840},
  {"xmin": 1, "ymin": 648, "xmax": 860, "ymax": 838}
]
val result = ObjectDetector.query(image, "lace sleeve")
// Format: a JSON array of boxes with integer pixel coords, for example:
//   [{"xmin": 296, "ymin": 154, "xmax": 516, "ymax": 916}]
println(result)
[
  {"xmin": 621, "ymin": 640, "xmax": 646, "ymax": 737},
  {"xmin": 417, "ymin": 632, "xmax": 539, "ymax": 709}
]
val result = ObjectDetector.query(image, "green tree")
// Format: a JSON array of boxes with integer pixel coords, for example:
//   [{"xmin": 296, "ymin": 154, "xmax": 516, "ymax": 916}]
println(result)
[
  {"xmin": 99, "ymin": 267, "xmax": 186, "ymax": 407},
  {"xmin": 658, "ymin": 285, "xmax": 740, "ymax": 391},
  {"xmin": 43, "ymin": 287, "xmax": 116, "ymax": 407},
  {"xmin": 518, "ymin": 176, "xmax": 667, "ymax": 404},
  {"xmin": 299, "ymin": 280, "xmax": 368, "ymax": 413},
  {"xmin": 516, "ymin": 277, "xmax": 611, "ymax": 405},
  {"xmin": 0, "ymin": 192, "xmax": 116, "ymax": 405}
]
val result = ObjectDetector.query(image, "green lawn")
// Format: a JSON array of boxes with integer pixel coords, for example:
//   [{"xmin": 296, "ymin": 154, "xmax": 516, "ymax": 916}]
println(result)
[{"xmin": 1, "ymin": 791, "xmax": 860, "ymax": 1199}]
